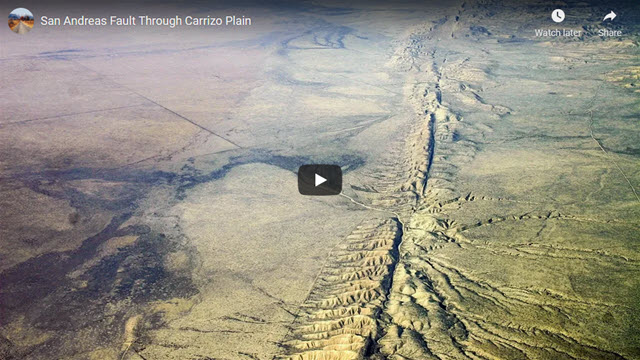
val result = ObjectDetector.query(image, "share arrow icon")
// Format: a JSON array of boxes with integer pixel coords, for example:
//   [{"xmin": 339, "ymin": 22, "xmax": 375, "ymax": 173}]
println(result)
[{"xmin": 603, "ymin": 11, "xmax": 616, "ymax": 22}]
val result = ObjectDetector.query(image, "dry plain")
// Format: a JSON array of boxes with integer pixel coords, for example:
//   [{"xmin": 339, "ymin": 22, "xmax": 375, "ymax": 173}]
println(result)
[{"xmin": 0, "ymin": 1, "xmax": 639, "ymax": 359}]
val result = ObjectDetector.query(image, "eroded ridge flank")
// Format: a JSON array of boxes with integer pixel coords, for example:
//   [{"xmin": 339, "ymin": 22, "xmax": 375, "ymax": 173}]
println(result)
[
  {"xmin": 282, "ymin": 218, "xmax": 402, "ymax": 360},
  {"xmin": 372, "ymin": 7, "xmax": 636, "ymax": 360},
  {"xmin": 281, "ymin": 1, "xmax": 639, "ymax": 359},
  {"xmin": 281, "ymin": 11, "xmax": 481, "ymax": 359},
  {"xmin": 375, "ymin": 19, "xmax": 481, "ymax": 359}
]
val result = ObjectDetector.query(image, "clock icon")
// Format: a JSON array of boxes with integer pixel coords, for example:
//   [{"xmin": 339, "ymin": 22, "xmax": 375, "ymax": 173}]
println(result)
[{"xmin": 552, "ymin": 9, "xmax": 565, "ymax": 23}]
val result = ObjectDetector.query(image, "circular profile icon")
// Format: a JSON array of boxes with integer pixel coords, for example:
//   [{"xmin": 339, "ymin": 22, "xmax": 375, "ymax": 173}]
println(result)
[{"xmin": 8, "ymin": 8, "xmax": 34, "ymax": 34}]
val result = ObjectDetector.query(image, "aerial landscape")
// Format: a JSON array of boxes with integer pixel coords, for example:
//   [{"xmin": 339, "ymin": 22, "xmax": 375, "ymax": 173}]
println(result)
[
  {"xmin": 0, "ymin": 0, "xmax": 639, "ymax": 359},
  {"xmin": 7, "ymin": 8, "xmax": 34, "ymax": 34}
]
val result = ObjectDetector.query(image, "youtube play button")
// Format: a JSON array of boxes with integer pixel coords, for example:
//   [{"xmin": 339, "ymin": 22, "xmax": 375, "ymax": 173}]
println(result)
[{"xmin": 298, "ymin": 164, "xmax": 342, "ymax": 196}]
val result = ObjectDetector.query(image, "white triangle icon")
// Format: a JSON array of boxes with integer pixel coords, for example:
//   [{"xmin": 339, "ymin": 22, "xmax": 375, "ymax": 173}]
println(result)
[{"xmin": 315, "ymin": 174, "xmax": 327, "ymax": 187}]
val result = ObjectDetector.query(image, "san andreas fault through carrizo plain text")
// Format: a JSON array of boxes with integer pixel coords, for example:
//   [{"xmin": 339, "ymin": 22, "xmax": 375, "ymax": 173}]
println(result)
[{"xmin": 40, "ymin": 15, "xmax": 251, "ymax": 27}]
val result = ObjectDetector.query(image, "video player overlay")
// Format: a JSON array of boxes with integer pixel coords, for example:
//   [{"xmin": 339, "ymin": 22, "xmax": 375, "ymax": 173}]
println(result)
[{"xmin": 1, "ymin": 1, "xmax": 639, "ymax": 359}]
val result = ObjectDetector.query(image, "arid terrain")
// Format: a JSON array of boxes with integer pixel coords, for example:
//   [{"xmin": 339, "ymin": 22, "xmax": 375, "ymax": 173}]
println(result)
[
  {"xmin": 8, "ymin": 19, "xmax": 34, "ymax": 34},
  {"xmin": 1, "ymin": 1, "xmax": 639, "ymax": 359}
]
